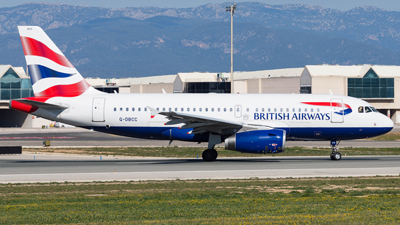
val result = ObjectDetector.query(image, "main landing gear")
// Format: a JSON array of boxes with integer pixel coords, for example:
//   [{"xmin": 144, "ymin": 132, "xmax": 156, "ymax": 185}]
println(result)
[
  {"xmin": 330, "ymin": 140, "xmax": 341, "ymax": 160},
  {"xmin": 202, "ymin": 149, "xmax": 218, "ymax": 162},
  {"xmin": 201, "ymin": 133, "xmax": 221, "ymax": 162}
]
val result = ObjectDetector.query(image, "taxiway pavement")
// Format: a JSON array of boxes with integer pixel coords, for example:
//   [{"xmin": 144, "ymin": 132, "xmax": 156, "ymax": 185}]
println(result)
[{"xmin": 0, "ymin": 127, "xmax": 399, "ymax": 148}]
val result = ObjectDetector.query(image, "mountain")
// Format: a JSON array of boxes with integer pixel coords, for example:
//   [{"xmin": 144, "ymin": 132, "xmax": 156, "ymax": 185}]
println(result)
[
  {"xmin": 1, "ymin": 16, "xmax": 399, "ymax": 78},
  {"xmin": 2, "ymin": 3, "xmax": 400, "ymax": 51},
  {"xmin": 1, "ymin": 3, "xmax": 400, "ymax": 78}
]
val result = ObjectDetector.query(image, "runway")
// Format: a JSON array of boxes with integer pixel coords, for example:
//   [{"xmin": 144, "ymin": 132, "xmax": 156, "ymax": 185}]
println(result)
[{"xmin": 1, "ymin": 154, "xmax": 399, "ymax": 183}]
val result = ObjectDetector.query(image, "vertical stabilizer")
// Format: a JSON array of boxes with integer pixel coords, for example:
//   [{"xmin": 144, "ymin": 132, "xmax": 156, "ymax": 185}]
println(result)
[{"xmin": 18, "ymin": 26, "xmax": 100, "ymax": 97}]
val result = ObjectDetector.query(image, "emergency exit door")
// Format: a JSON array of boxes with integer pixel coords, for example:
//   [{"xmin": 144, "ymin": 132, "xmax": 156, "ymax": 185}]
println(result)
[
  {"xmin": 92, "ymin": 98, "xmax": 105, "ymax": 122},
  {"xmin": 234, "ymin": 105, "xmax": 242, "ymax": 118}
]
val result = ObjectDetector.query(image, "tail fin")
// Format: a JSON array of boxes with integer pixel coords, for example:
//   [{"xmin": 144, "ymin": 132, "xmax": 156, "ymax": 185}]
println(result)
[{"xmin": 18, "ymin": 26, "xmax": 98, "ymax": 98}]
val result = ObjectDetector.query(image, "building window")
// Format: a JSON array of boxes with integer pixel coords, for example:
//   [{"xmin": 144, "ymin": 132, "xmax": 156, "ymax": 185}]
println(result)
[
  {"xmin": 300, "ymin": 86, "xmax": 311, "ymax": 94},
  {"xmin": 348, "ymin": 69, "xmax": 394, "ymax": 98},
  {"xmin": 0, "ymin": 68, "xmax": 33, "ymax": 100},
  {"xmin": 184, "ymin": 82, "xmax": 231, "ymax": 93}
]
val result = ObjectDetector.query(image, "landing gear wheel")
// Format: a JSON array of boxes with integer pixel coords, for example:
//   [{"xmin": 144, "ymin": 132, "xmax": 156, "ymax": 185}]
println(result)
[
  {"xmin": 330, "ymin": 140, "xmax": 342, "ymax": 161},
  {"xmin": 202, "ymin": 149, "xmax": 218, "ymax": 162},
  {"xmin": 331, "ymin": 152, "xmax": 342, "ymax": 160}
]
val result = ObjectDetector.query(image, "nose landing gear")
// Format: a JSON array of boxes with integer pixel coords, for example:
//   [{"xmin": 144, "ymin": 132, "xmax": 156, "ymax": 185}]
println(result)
[{"xmin": 330, "ymin": 140, "xmax": 342, "ymax": 160}]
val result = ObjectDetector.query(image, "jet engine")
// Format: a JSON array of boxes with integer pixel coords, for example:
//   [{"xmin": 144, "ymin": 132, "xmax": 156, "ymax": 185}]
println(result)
[{"xmin": 225, "ymin": 130, "xmax": 286, "ymax": 154}]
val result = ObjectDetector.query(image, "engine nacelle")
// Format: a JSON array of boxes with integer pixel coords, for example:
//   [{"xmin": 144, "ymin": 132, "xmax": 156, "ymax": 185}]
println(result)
[{"xmin": 225, "ymin": 130, "xmax": 286, "ymax": 154}]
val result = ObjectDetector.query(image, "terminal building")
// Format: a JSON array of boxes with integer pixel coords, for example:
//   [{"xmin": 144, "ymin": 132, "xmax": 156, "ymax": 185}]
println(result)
[{"xmin": 1, "ymin": 64, "xmax": 400, "ymax": 127}]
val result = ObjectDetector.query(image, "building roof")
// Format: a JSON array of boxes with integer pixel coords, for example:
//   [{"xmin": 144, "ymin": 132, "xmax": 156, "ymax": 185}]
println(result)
[
  {"xmin": 177, "ymin": 72, "xmax": 218, "ymax": 83},
  {"xmin": 304, "ymin": 64, "xmax": 400, "ymax": 78},
  {"xmin": 234, "ymin": 68, "xmax": 304, "ymax": 80},
  {"xmin": 0, "ymin": 65, "xmax": 27, "ymax": 78},
  {"xmin": 118, "ymin": 75, "xmax": 177, "ymax": 86}
]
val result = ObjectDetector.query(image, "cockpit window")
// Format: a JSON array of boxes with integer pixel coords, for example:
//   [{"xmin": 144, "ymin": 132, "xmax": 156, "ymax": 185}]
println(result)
[
  {"xmin": 358, "ymin": 106, "xmax": 364, "ymax": 113},
  {"xmin": 365, "ymin": 106, "xmax": 372, "ymax": 113},
  {"xmin": 371, "ymin": 107, "xmax": 378, "ymax": 112}
]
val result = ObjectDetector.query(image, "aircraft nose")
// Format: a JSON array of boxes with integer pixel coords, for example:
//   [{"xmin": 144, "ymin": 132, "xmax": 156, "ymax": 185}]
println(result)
[{"xmin": 381, "ymin": 114, "xmax": 394, "ymax": 131}]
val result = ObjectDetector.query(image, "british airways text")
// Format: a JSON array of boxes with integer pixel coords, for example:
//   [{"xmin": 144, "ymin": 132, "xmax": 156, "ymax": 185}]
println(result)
[{"xmin": 254, "ymin": 113, "xmax": 331, "ymax": 121}]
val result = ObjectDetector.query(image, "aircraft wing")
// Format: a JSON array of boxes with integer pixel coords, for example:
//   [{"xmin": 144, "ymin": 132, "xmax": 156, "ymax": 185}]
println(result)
[{"xmin": 147, "ymin": 106, "xmax": 242, "ymax": 135}]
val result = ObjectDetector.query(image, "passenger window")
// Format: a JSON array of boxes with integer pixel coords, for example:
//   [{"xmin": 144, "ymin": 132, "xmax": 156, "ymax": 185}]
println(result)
[
  {"xmin": 187, "ymin": 108, "xmax": 190, "ymax": 112},
  {"xmin": 299, "ymin": 108, "xmax": 301, "ymax": 112},
  {"xmin": 358, "ymin": 106, "xmax": 364, "ymax": 113},
  {"xmin": 126, "ymin": 108, "xmax": 129, "ymax": 111},
  {"xmin": 317, "ymin": 108, "xmax": 320, "ymax": 112},
  {"xmin": 132, "ymin": 108, "xmax": 135, "ymax": 111},
  {"xmin": 193, "ymin": 108, "xmax": 196, "ymax": 112},
  {"xmin": 230, "ymin": 108, "xmax": 233, "ymax": 112},
  {"xmin": 120, "ymin": 107, "xmax": 123, "ymax": 111},
  {"xmin": 181, "ymin": 108, "xmax": 184, "ymax": 112},
  {"xmin": 311, "ymin": 108, "xmax": 313, "ymax": 112},
  {"xmin": 157, "ymin": 108, "xmax": 159, "ymax": 111},
  {"xmin": 365, "ymin": 106, "xmax": 372, "ymax": 113},
  {"xmin": 246, "ymin": 108, "xmax": 249, "ymax": 112},
  {"xmin": 212, "ymin": 108, "xmax": 214, "ymax": 112},
  {"xmin": 114, "ymin": 107, "xmax": 116, "ymax": 111},
  {"xmin": 144, "ymin": 108, "xmax": 147, "ymax": 112},
  {"xmin": 262, "ymin": 108, "xmax": 264, "ymax": 112},
  {"xmin": 268, "ymin": 108, "xmax": 271, "ymax": 112},
  {"xmin": 169, "ymin": 108, "xmax": 171, "ymax": 112},
  {"xmin": 218, "ymin": 108, "xmax": 220, "ymax": 112},
  {"xmin": 224, "ymin": 108, "xmax": 226, "ymax": 112},
  {"xmin": 280, "ymin": 108, "xmax": 283, "ymax": 112},
  {"xmin": 305, "ymin": 108, "xmax": 307, "ymax": 112},
  {"xmin": 286, "ymin": 108, "xmax": 289, "ymax": 112},
  {"xmin": 292, "ymin": 108, "xmax": 295, "ymax": 112},
  {"xmin": 175, "ymin": 108, "xmax": 177, "ymax": 111},
  {"xmin": 205, "ymin": 108, "xmax": 208, "ymax": 112},
  {"xmin": 274, "ymin": 108, "xmax": 277, "ymax": 112},
  {"xmin": 163, "ymin": 108, "xmax": 165, "ymax": 111},
  {"xmin": 199, "ymin": 108, "xmax": 202, "ymax": 112},
  {"xmin": 256, "ymin": 108, "xmax": 258, "ymax": 112},
  {"xmin": 138, "ymin": 108, "xmax": 141, "ymax": 111}
]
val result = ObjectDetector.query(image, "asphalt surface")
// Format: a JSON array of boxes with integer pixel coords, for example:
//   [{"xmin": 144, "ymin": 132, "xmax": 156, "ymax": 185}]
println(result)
[
  {"xmin": 0, "ymin": 127, "xmax": 399, "ymax": 148},
  {"xmin": 0, "ymin": 154, "xmax": 399, "ymax": 183},
  {"xmin": 0, "ymin": 127, "xmax": 399, "ymax": 183}
]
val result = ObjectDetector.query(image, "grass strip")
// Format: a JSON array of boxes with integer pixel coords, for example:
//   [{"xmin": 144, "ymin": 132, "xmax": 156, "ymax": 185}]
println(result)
[
  {"xmin": 0, "ymin": 177, "xmax": 399, "ymax": 224},
  {"xmin": 24, "ymin": 146, "xmax": 400, "ymax": 158}
]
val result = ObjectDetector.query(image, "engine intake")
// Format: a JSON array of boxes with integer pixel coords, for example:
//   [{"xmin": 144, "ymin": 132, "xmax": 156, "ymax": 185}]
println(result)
[{"xmin": 225, "ymin": 130, "xmax": 286, "ymax": 154}]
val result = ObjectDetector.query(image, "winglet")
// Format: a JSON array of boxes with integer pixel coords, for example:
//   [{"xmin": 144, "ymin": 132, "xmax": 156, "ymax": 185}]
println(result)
[{"xmin": 147, "ymin": 106, "xmax": 159, "ymax": 119}]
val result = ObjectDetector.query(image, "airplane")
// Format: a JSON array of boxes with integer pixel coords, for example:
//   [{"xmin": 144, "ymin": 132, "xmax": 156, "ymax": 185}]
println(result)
[{"xmin": 10, "ymin": 26, "xmax": 394, "ymax": 161}]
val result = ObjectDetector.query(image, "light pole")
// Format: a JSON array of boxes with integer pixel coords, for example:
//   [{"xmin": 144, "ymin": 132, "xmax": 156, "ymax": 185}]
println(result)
[{"xmin": 226, "ymin": 3, "xmax": 236, "ymax": 94}]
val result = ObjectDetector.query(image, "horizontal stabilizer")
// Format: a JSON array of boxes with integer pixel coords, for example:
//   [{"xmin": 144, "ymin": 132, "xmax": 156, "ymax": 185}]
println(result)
[{"xmin": 13, "ymin": 99, "xmax": 68, "ymax": 110}]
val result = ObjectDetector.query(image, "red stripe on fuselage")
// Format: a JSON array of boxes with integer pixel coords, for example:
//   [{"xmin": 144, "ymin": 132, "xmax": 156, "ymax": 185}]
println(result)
[
  {"xmin": 20, "ymin": 36, "xmax": 73, "ymax": 68},
  {"xmin": 302, "ymin": 102, "xmax": 351, "ymax": 109},
  {"xmin": 35, "ymin": 79, "xmax": 90, "ymax": 97}
]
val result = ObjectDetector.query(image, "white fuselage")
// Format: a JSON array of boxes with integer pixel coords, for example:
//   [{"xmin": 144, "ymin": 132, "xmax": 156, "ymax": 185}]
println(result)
[{"xmin": 32, "ymin": 93, "xmax": 394, "ymax": 141}]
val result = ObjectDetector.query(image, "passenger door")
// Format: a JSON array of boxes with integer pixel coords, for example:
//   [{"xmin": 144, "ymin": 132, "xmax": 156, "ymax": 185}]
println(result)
[{"xmin": 92, "ymin": 97, "xmax": 105, "ymax": 122}]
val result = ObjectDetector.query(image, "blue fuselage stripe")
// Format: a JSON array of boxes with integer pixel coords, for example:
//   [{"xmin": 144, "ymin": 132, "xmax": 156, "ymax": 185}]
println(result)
[{"xmin": 84, "ymin": 126, "xmax": 393, "ymax": 141}]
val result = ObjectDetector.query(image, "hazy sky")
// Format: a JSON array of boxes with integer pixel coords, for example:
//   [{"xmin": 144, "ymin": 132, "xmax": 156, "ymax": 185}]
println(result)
[{"xmin": 1, "ymin": 0, "xmax": 400, "ymax": 12}]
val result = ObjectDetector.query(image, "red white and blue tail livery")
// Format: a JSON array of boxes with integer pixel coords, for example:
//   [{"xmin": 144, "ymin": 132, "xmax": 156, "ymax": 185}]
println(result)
[
  {"xmin": 10, "ymin": 26, "xmax": 394, "ymax": 161},
  {"xmin": 18, "ymin": 26, "xmax": 100, "ymax": 99}
]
